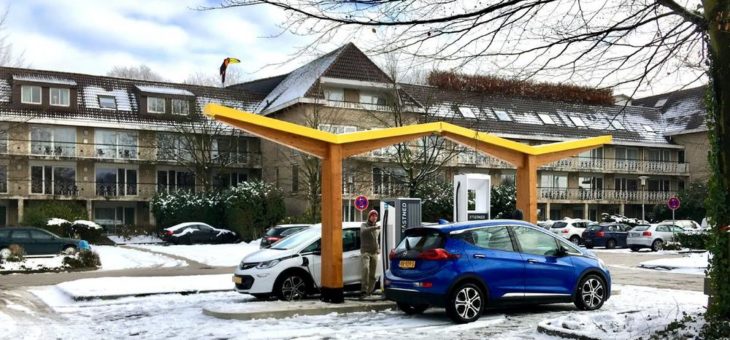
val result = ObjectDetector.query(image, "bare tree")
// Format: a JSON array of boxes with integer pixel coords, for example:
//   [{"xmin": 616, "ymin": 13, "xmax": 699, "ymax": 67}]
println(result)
[
  {"xmin": 0, "ymin": 7, "xmax": 24, "ymax": 67},
  {"xmin": 107, "ymin": 64, "xmax": 165, "ymax": 81},
  {"xmin": 185, "ymin": 67, "xmax": 247, "ymax": 86}
]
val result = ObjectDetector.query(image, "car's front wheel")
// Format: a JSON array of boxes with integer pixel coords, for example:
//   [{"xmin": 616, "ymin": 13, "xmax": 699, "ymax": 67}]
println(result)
[
  {"xmin": 606, "ymin": 239, "xmax": 617, "ymax": 249},
  {"xmin": 446, "ymin": 282, "xmax": 484, "ymax": 323},
  {"xmin": 275, "ymin": 272, "xmax": 308, "ymax": 301},
  {"xmin": 651, "ymin": 239, "xmax": 663, "ymax": 252},
  {"xmin": 62, "ymin": 246, "xmax": 77, "ymax": 255},
  {"xmin": 574, "ymin": 274, "xmax": 606, "ymax": 310},
  {"xmin": 397, "ymin": 302, "xmax": 429, "ymax": 315}
]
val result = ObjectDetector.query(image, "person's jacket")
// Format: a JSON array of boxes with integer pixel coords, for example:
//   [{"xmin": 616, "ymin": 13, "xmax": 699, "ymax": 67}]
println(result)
[{"xmin": 360, "ymin": 221, "xmax": 380, "ymax": 254}]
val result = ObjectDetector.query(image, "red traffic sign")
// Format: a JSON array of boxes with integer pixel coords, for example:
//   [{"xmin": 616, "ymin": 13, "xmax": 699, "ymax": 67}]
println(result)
[
  {"xmin": 354, "ymin": 195, "xmax": 369, "ymax": 211},
  {"xmin": 667, "ymin": 196, "xmax": 681, "ymax": 211}
]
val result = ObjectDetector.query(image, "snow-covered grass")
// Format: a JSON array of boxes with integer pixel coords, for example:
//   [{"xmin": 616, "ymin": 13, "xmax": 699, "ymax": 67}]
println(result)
[
  {"xmin": 638, "ymin": 252, "xmax": 709, "ymax": 275},
  {"xmin": 130, "ymin": 240, "xmax": 261, "ymax": 267},
  {"xmin": 0, "ymin": 246, "xmax": 185, "ymax": 272},
  {"xmin": 53, "ymin": 274, "xmax": 232, "ymax": 299},
  {"xmin": 107, "ymin": 235, "xmax": 163, "ymax": 245},
  {"xmin": 538, "ymin": 285, "xmax": 706, "ymax": 340}
]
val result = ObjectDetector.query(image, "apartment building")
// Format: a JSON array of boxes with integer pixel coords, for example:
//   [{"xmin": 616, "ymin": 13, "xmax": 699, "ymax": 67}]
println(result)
[
  {"xmin": 0, "ymin": 43, "xmax": 706, "ymax": 228},
  {"xmin": 0, "ymin": 68, "xmax": 262, "ymax": 228}
]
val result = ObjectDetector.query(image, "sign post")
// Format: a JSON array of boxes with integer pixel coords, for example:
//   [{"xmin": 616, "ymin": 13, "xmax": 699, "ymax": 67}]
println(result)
[
  {"xmin": 354, "ymin": 195, "xmax": 369, "ymax": 212},
  {"xmin": 667, "ymin": 196, "xmax": 681, "ymax": 226}
]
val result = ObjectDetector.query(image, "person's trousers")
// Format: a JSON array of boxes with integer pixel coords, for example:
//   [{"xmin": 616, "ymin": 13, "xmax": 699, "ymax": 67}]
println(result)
[{"xmin": 361, "ymin": 252, "xmax": 378, "ymax": 295}]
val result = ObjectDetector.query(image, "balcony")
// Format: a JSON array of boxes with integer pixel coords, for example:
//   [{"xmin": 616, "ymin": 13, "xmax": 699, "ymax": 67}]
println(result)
[
  {"xmin": 538, "ymin": 188, "xmax": 676, "ymax": 203},
  {"xmin": 540, "ymin": 158, "xmax": 689, "ymax": 175}
]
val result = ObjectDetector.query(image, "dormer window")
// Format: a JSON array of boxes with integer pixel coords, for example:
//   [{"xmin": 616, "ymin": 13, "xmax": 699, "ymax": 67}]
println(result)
[
  {"xmin": 324, "ymin": 88, "xmax": 344, "ymax": 101},
  {"xmin": 99, "ymin": 96, "xmax": 117, "ymax": 110},
  {"xmin": 171, "ymin": 99, "xmax": 189, "ymax": 115},
  {"xmin": 21, "ymin": 85, "xmax": 41, "ymax": 104},
  {"xmin": 148, "ymin": 97, "xmax": 165, "ymax": 113},
  {"xmin": 50, "ymin": 88, "xmax": 70, "ymax": 107}
]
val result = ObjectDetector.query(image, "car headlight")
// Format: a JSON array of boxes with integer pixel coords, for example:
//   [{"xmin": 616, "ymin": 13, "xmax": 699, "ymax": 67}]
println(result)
[{"xmin": 256, "ymin": 259, "xmax": 281, "ymax": 269}]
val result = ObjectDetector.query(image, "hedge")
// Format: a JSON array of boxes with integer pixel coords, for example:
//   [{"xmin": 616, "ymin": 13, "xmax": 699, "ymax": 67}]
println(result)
[{"xmin": 676, "ymin": 233, "xmax": 710, "ymax": 250}]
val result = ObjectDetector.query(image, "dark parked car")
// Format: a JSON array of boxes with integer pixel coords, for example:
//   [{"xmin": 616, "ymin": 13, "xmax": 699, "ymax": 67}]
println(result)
[
  {"xmin": 0, "ymin": 227, "xmax": 90, "ymax": 257},
  {"xmin": 159, "ymin": 222, "xmax": 239, "ymax": 245},
  {"xmin": 259, "ymin": 224, "xmax": 311, "ymax": 249},
  {"xmin": 385, "ymin": 220, "xmax": 611, "ymax": 324},
  {"xmin": 582, "ymin": 222, "xmax": 633, "ymax": 249}
]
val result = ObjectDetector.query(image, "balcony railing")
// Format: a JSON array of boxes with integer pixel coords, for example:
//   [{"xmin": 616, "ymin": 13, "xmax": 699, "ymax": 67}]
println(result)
[
  {"xmin": 538, "ymin": 188, "xmax": 676, "ymax": 203},
  {"xmin": 540, "ymin": 158, "xmax": 688, "ymax": 174}
]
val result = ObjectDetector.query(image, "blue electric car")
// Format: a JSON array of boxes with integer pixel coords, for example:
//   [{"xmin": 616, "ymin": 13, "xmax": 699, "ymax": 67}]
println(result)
[{"xmin": 384, "ymin": 220, "xmax": 611, "ymax": 323}]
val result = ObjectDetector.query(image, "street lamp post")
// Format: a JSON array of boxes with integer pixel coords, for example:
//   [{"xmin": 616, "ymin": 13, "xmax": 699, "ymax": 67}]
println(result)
[{"xmin": 639, "ymin": 176, "xmax": 649, "ymax": 222}]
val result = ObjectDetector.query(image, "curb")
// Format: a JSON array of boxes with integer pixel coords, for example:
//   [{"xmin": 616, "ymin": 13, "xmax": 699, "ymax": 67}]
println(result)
[
  {"xmin": 203, "ymin": 300, "xmax": 396, "ymax": 320},
  {"xmin": 66, "ymin": 289, "xmax": 233, "ymax": 301}
]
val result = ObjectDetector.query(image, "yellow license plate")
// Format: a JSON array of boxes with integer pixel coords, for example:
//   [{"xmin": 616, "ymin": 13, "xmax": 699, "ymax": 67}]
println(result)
[
  {"xmin": 233, "ymin": 276, "xmax": 242, "ymax": 284},
  {"xmin": 399, "ymin": 260, "xmax": 416, "ymax": 269}
]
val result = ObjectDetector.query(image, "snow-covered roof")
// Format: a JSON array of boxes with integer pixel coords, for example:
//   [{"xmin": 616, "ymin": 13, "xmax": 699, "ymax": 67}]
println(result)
[
  {"xmin": 135, "ymin": 85, "xmax": 194, "ymax": 96},
  {"xmin": 634, "ymin": 86, "xmax": 707, "ymax": 136},
  {"xmin": 13, "ymin": 74, "xmax": 77, "ymax": 86},
  {"xmin": 83, "ymin": 86, "xmax": 135, "ymax": 111},
  {"xmin": 0, "ymin": 79, "xmax": 10, "ymax": 102}
]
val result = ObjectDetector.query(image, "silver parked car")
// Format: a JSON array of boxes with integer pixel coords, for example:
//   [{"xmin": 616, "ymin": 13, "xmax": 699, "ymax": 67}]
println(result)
[{"xmin": 627, "ymin": 224, "xmax": 686, "ymax": 251}]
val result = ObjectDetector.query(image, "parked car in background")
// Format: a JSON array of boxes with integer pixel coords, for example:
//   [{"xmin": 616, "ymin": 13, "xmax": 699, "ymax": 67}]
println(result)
[
  {"xmin": 627, "ymin": 224, "xmax": 686, "ymax": 251},
  {"xmin": 234, "ymin": 222, "xmax": 366, "ymax": 301},
  {"xmin": 159, "ymin": 222, "xmax": 239, "ymax": 245},
  {"xmin": 661, "ymin": 220, "xmax": 702, "ymax": 233},
  {"xmin": 259, "ymin": 224, "xmax": 311, "ymax": 249},
  {"xmin": 537, "ymin": 220, "xmax": 555, "ymax": 229},
  {"xmin": 582, "ymin": 223, "xmax": 633, "ymax": 249},
  {"xmin": 0, "ymin": 227, "xmax": 90, "ymax": 258},
  {"xmin": 550, "ymin": 218, "xmax": 592, "ymax": 244},
  {"xmin": 385, "ymin": 220, "xmax": 611, "ymax": 324}
]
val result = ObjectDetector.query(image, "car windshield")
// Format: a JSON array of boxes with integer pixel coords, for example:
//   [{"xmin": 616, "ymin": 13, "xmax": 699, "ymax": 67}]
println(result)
[
  {"xmin": 551, "ymin": 222, "xmax": 567, "ymax": 229},
  {"xmin": 271, "ymin": 227, "xmax": 319, "ymax": 250},
  {"xmin": 395, "ymin": 228, "xmax": 445, "ymax": 253}
]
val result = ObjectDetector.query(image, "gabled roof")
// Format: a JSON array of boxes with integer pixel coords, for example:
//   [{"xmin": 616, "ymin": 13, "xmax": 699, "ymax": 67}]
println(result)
[
  {"xmin": 400, "ymin": 83, "xmax": 669, "ymax": 145},
  {"xmin": 634, "ymin": 86, "xmax": 707, "ymax": 135},
  {"xmin": 254, "ymin": 43, "xmax": 393, "ymax": 114},
  {"xmin": 0, "ymin": 67, "xmax": 263, "ymax": 128}
]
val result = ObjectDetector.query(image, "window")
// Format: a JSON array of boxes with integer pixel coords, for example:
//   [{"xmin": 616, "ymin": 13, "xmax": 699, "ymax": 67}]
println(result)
[
  {"xmin": 342, "ymin": 228, "xmax": 360, "ymax": 252},
  {"xmin": 318, "ymin": 124, "xmax": 356, "ymax": 134},
  {"xmin": 579, "ymin": 176, "xmax": 603, "ymax": 190},
  {"xmin": 492, "ymin": 109, "xmax": 512, "ymax": 121},
  {"xmin": 324, "ymin": 88, "xmax": 344, "ymax": 101},
  {"xmin": 212, "ymin": 137, "xmax": 249, "ymax": 164},
  {"xmin": 94, "ymin": 207, "xmax": 135, "ymax": 230},
  {"xmin": 643, "ymin": 125, "xmax": 655, "ymax": 132},
  {"xmin": 30, "ymin": 229, "xmax": 54, "ymax": 240},
  {"xmin": 512, "ymin": 226, "xmax": 560, "ymax": 256},
  {"xmin": 157, "ymin": 133, "xmax": 192, "ymax": 161},
  {"xmin": 21, "ymin": 85, "xmax": 41, "ymax": 104},
  {"xmin": 540, "ymin": 172, "xmax": 568, "ymax": 189},
  {"xmin": 0, "ymin": 127, "xmax": 7, "ymax": 154},
  {"xmin": 458, "ymin": 107, "xmax": 477, "ymax": 119},
  {"xmin": 171, "ymin": 99, "xmax": 189, "ymax": 115},
  {"xmin": 648, "ymin": 179, "xmax": 670, "ymax": 192},
  {"xmin": 654, "ymin": 98, "xmax": 667, "ymax": 107},
  {"xmin": 537, "ymin": 113, "xmax": 555, "ymax": 124},
  {"xmin": 372, "ymin": 167, "xmax": 406, "ymax": 196},
  {"xmin": 615, "ymin": 178, "xmax": 638, "ymax": 191},
  {"xmin": 30, "ymin": 126, "xmax": 76, "ymax": 157},
  {"xmin": 468, "ymin": 226, "xmax": 514, "ymax": 252},
  {"xmin": 157, "ymin": 169, "xmax": 195, "ymax": 193},
  {"xmin": 99, "ymin": 96, "xmax": 117, "ymax": 110},
  {"xmin": 147, "ymin": 97, "xmax": 165, "ymax": 113},
  {"xmin": 10, "ymin": 230, "xmax": 31, "ymax": 240},
  {"xmin": 578, "ymin": 147, "xmax": 603, "ymax": 160},
  {"xmin": 611, "ymin": 120, "xmax": 625, "ymax": 130},
  {"xmin": 0, "ymin": 165, "xmax": 7, "ymax": 193},
  {"xmin": 647, "ymin": 149, "xmax": 671, "ymax": 162},
  {"xmin": 95, "ymin": 130, "xmax": 138, "ymax": 159},
  {"xmin": 213, "ymin": 171, "xmax": 248, "ymax": 190},
  {"xmin": 96, "ymin": 167, "xmax": 137, "ymax": 196},
  {"xmin": 615, "ymin": 147, "xmax": 639, "ymax": 160},
  {"xmin": 569, "ymin": 116, "xmax": 586, "ymax": 127},
  {"xmin": 292, "ymin": 165, "xmax": 299, "ymax": 193},
  {"xmin": 31, "ymin": 165, "xmax": 76, "ymax": 195},
  {"xmin": 50, "ymin": 88, "xmax": 70, "ymax": 107},
  {"xmin": 360, "ymin": 92, "xmax": 386, "ymax": 106}
]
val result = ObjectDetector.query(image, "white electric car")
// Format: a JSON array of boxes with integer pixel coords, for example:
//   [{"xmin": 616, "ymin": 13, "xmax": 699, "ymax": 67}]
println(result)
[{"xmin": 233, "ymin": 222, "xmax": 377, "ymax": 300}]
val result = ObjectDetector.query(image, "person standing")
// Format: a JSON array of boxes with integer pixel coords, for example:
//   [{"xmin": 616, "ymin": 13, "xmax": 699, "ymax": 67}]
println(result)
[{"xmin": 360, "ymin": 209, "xmax": 380, "ymax": 298}]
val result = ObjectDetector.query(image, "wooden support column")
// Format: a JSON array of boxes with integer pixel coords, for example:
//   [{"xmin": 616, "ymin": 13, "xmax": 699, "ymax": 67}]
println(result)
[
  {"xmin": 320, "ymin": 144, "xmax": 344, "ymax": 303},
  {"xmin": 516, "ymin": 155, "xmax": 538, "ymax": 223}
]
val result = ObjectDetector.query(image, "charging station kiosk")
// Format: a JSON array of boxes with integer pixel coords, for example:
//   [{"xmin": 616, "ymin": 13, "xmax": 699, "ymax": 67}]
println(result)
[
  {"xmin": 453, "ymin": 174, "xmax": 492, "ymax": 222},
  {"xmin": 379, "ymin": 198, "xmax": 421, "ymax": 288}
]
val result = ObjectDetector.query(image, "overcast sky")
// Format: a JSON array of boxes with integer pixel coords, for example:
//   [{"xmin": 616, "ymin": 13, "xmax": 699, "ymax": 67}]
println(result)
[{"xmin": 1, "ymin": 0, "xmax": 704, "ymax": 97}]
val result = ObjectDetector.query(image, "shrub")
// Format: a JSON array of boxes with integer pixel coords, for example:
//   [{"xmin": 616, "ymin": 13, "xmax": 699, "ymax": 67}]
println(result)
[
  {"xmin": 676, "ymin": 233, "xmax": 710, "ymax": 250},
  {"xmin": 63, "ymin": 250, "xmax": 101, "ymax": 269},
  {"xmin": 415, "ymin": 180, "xmax": 453, "ymax": 222},
  {"xmin": 6, "ymin": 244, "xmax": 25, "ymax": 262},
  {"xmin": 662, "ymin": 242, "xmax": 682, "ymax": 251},
  {"xmin": 68, "ymin": 221, "xmax": 104, "ymax": 244},
  {"xmin": 22, "ymin": 201, "xmax": 86, "ymax": 229},
  {"xmin": 491, "ymin": 181, "xmax": 516, "ymax": 219},
  {"xmin": 151, "ymin": 191, "xmax": 226, "ymax": 230},
  {"xmin": 225, "ymin": 181, "xmax": 285, "ymax": 241}
]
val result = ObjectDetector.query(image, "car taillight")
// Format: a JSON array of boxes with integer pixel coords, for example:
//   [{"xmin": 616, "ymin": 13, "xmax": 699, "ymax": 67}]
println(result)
[
  {"xmin": 596, "ymin": 231, "xmax": 605, "ymax": 237},
  {"xmin": 417, "ymin": 248, "xmax": 459, "ymax": 260},
  {"xmin": 562, "ymin": 229, "xmax": 569, "ymax": 233},
  {"xmin": 389, "ymin": 249, "xmax": 397, "ymax": 260},
  {"xmin": 266, "ymin": 236, "xmax": 280, "ymax": 242},
  {"xmin": 165, "ymin": 230, "xmax": 173, "ymax": 236},
  {"xmin": 643, "ymin": 231, "xmax": 652, "ymax": 237}
]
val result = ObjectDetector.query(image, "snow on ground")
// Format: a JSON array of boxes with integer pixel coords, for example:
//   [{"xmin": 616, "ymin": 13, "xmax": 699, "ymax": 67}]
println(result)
[
  {"xmin": 0, "ymin": 246, "xmax": 185, "ymax": 272},
  {"xmin": 52, "ymin": 274, "xmax": 232, "ymax": 299},
  {"xmin": 107, "ymin": 234, "xmax": 163, "ymax": 244},
  {"xmin": 538, "ymin": 285, "xmax": 706, "ymax": 340},
  {"xmin": 590, "ymin": 248, "xmax": 683, "ymax": 255},
  {"xmin": 130, "ymin": 240, "xmax": 261, "ymax": 267},
  {"xmin": 20, "ymin": 279, "xmax": 707, "ymax": 340},
  {"xmin": 638, "ymin": 252, "xmax": 709, "ymax": 275}
]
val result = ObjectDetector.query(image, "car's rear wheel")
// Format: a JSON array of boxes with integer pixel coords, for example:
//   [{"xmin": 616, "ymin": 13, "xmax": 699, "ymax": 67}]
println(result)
[
  {"xmin": 397, "ymin": 302, "xmax": 429, "ymax": 315},
  {"xmin": 0, "ymin": 247, "xmax": 10, "ymax": 259},
  {"xmin": 606, "ymin": 239, "xmax": 617, "ymax": 249},
  {"xmin": 569, "ymin": 235, "xmax": 581, "ymax": 245},
  {"xmin": 574, "ymin": 274, "xmax": 606, "ymax": 310},
  {"xmin": 275, "ymin": 272, "xmax": 308, "ymax": 301},
  {"xmin": 62, "ymin": 246, "xmax": 77, "ymax": 255},
  {"xmin": 651, "ymin": 239, "xmax": 663, "ymax": 252},
  {"xmin": 446, "ymin": 282, "xmax": 484, "ymax": 324}
]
